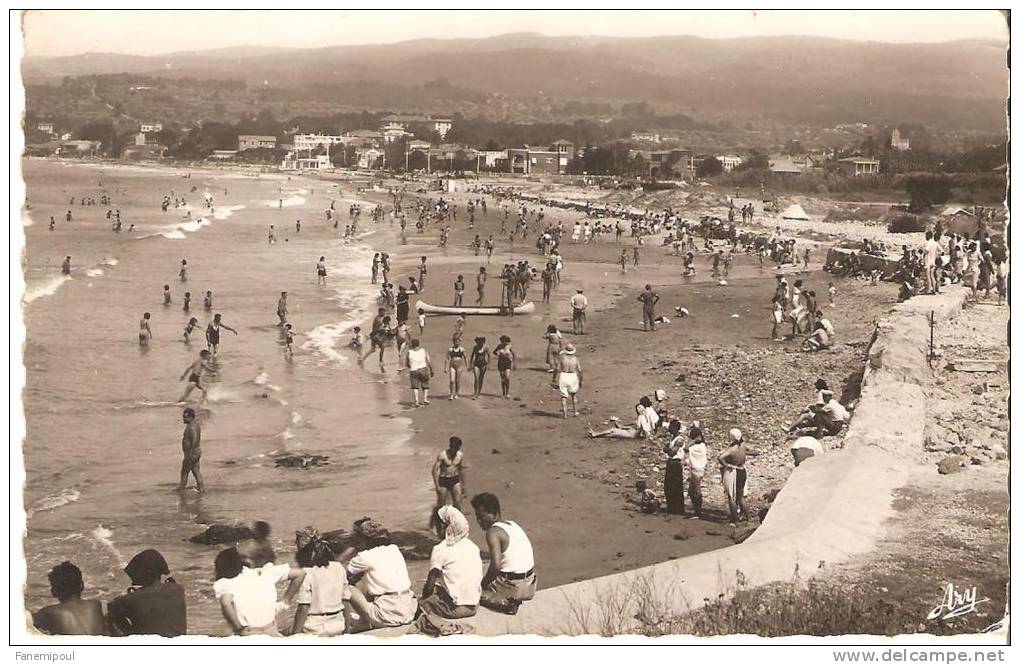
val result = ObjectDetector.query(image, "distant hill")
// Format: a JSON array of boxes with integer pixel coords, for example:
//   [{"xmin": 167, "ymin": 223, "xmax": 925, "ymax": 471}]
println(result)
[{"xmin": 21, "ymin": 33, "xmax": 1008, "ymax": 130}]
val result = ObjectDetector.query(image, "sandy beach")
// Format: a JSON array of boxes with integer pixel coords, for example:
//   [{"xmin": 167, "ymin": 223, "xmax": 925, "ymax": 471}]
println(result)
[{"xmin": 18, "ymin": 158, "xmax": 899, "ymax": 632}]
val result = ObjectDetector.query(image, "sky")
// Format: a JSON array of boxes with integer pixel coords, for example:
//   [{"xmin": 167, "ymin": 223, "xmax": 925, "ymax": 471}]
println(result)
[{"xmin": 21, "ymin": 9, "xmax": 1008, "ymax": 58}]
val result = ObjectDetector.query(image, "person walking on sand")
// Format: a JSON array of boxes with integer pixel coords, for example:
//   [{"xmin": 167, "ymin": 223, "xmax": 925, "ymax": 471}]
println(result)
[
  {"xmin": 493, "ymin": 335, "xmax": 516, "ymax": 399},
  {"xmin": 476, "ymin": 267, "xmax": 487, "ymax": 305},
  {"xmin": 206, "ymin": 313, "xmax": 238, "ymax": 356},
  {"xmin": 543, "ymin": 325, "xmax": 564, "ymax": 374},
  {"xmin": 570, "ymin": 289, "xmax": 588, "ymax": 335},
  {"xmin": 418, "ymin": 256, "xmax": 428, "ymax": 292},
  {"xmin": 139, "ymin": 312, "xmax": 154, "ymax": 346},
  {"xmin": 432, "ymin": 436, "xmax": 468, "ymax": 517},
  {"xmin": 316, "ymin": 256, "xmax": 327, "ymax": 286},
  {"xmin": 718, "ymin": 428, "xmax": 749, "ymax": 526},
  {"xmin": 557, "ymin": 343, "xmax": 582, "ymax": 418},
  {"xmin": 445, "ymin": 335, "xmax": 467, "ymax": 400},
  {"xmin": 179, "ymin": 350, "xmax": 213, "ymax": 402},
  {"xmin": 638, "ymin": 284, "xmax": 660, "ymax": 332},
  {"xmin": 685, "ymin": 424, "xmax": 707, "ymax": 519},
  {"xmin": 632, "ymin": 246, "xmax": 640, "ymax": 269},
  {"xmin": 619, "ymin": 249, "xmax": 628, "ymax": 274},
  {"xmin": 406, "ymin": 338, "xmax": 434, "ymax": 407},
  {"xmin": 177, "ymin": 407, "xmax": 204, "ymax": 493},
  {"xmin": 453, "ymin": 275, "xmax": 466, "ymax": 307},
  {"xmin": 469, "ymin": 336, "xmax": 490, "ymax": 399}
]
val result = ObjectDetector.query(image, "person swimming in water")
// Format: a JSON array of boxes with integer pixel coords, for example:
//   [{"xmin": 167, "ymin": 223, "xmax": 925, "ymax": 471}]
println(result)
[
  {"xmin": 183, "ymin": 317, "xmax": 199, "ymax": 343},
  {"xmin": 179, "ymin": 350, "xmax": 213, "ymax": 402}
]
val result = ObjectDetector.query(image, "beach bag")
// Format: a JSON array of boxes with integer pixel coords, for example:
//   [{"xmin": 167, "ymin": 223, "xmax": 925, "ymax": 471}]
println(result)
[{"xmin": 414, "ymin": 612, "xmax": 473, "ymax": 637}]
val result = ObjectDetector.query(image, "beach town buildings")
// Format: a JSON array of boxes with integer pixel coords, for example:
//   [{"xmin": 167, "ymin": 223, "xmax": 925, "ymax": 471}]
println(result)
[
  {"xmin": 768, "ymin": 153, "xmax": 820, "ymax": 175},
  {"xmin": 890, "ymin": 128, "xmax": 911, "ymax": 151},
  {"xmin": 140, "ymin": 121, "xmax": 163, "ymax": 134},
  {"xmin": 836, "ymin": 157, "xmax": 881, "ymax": 177},
  {"xmin": 56, "ymin": 140, "xmax": 102, "ymax": 157},
  {"xmin": 717, "ymin": 154, "xmax": 744, "ymax": 172},
  {"xmin": 122, "ymin": 132, "xmax": 166, "ymax": 160},
  {"xmin": 238, "ymin": 134, "xmax": 278, "ymax": 150},
  {"xmin": 380, "ymin": 115, "xmax": 453, "ymax": 139},
  {"xmin": 36, "ymin": 122, "xmax": 54, "ymax": 134},
  {"xmin": 630, "ymin": 130, "xmax": 661, "ymax": 143},
  {"xmin": 506, "ymin": 140, "xmax": 574, "ymax": 175},
  {"xmin": 281, "ymin": 152, "xmax": 332, "ymax": 171},
  {"xmin": 293, "ymin": 133, "xmax": 344, "ymax": 151}
]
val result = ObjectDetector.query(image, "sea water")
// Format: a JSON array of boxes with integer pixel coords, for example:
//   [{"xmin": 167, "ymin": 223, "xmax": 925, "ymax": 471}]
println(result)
[{"xmin": 18, "ymin": 159, "xmax": 432, "ymax": 634}]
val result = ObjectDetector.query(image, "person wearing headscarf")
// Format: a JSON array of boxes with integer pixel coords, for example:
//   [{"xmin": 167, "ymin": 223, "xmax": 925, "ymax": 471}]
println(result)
[
  {"xmin": 419, "ymin": 506, "xmax": 484, "ymax": 619},
  {"xmin": 718, "ymin": 428, "xmax": 750, "ymax": 526},
  {"xmin": 287, "ymin": 534, "xmax": 347, "ymax": 636},
  {"xmin": 108, "ymin": 549, "xmax": 186, "ymax": 636}
]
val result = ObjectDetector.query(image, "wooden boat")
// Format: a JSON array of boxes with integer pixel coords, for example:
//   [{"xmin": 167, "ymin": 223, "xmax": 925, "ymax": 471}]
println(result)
[{"xmin": 415, "ymin": 300, "xmax": 536, "ymax": 316}]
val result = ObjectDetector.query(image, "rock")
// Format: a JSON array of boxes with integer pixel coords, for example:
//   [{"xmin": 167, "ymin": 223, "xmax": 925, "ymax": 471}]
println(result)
[
  {"xmin": 314, "ymin": 521, "xmax": 439, "ymax": 561},
  {"xmin": 971, "ymin": 384, "xmax": 985, "ymax": 395},
  {"xmin": 705, "ymin": 528, "xmax": 727, "ymax": 536},
  {"xmin": 189, "ymin": 524, "xmax": 255, "ymax": 545},
  {"xmin": 673, "ymin": 533, "xmax": 690, "ymax": 541},
  {"xmin": 273, "ymin": 453, "xmax": 330, "ymax": 469},
  {"xmin": 491, "ymin": 448, "xmax": 501, "ymax": 454},
  {"xmin": 733, "ymin": 526, "xmax": 757, "ymax": 544},
  {"xmin": 937, "ymin": 455, "xmax": 967, "ymax": 475},
  {"xmin": 970, "ymin": 457, "xmax": 985, "ymax": 466},
  {"xmin": 991, "ymin": 443, "xmax": 1008, "ymax": 461}
]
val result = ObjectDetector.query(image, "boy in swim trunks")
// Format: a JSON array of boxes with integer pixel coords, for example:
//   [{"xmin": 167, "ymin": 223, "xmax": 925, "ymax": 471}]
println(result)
[
  {"xmin": 283, "ymin": 324, "xmax": 296, "ymax": 358},
  {"xmin": 177, "ymin": 407, "xmax": 204, "ymax": 492},
  {"xmin": 277, "ymin": 292, "xmax": 288, "ymax": 326},
  {"xmin": 432, "ymin": 436, "xmax": 468, "ymax": 528},
  {"xmin": 179, "ymin": 350, "xmax": 213, "ymax": 402}
]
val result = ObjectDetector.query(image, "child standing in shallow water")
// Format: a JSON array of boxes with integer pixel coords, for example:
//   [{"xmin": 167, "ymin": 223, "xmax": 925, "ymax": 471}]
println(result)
[{"xmin": 827, "ymin": 282, "xmax": 836, "ymax": 306}]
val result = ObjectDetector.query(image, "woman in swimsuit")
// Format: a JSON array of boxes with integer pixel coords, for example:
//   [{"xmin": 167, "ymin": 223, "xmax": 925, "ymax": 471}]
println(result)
[
  {"xmin": 470, "ymin": 337, "xmax": 490, "ymax": 399},
  {"xmin": 543, "ymin": 325, "xmax": 564, "ymax": 374},
  {"xmin": 493, "ymin": 335, "xmax": 516, "ymax": 399},
  {"xmin": 317, "ymin": 256, "xmax": 327, "ymax": 286},
  {"xmin": 373, "ymin": 316, "xmax": 395, "ymax": 372},
  {"xmin": 445, "ymin": 335, "xmax": 467, "ymax": 400}
]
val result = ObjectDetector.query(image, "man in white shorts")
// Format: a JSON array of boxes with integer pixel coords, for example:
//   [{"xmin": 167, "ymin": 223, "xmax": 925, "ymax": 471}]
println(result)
[{"xmin": 557, "ymin": 343, "xmax": 583, "ymax": 418}]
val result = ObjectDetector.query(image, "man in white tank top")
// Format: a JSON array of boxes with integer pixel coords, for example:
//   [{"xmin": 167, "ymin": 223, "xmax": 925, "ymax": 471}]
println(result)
[{"xmin": 469, "ymin": 492, "xmax": 536, "ymax": 614}]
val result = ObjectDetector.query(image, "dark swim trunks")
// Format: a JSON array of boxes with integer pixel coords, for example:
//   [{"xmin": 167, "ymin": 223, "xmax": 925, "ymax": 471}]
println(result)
[
  {"xmin": 188, "ymin": 373, "xmax": 201, "ymax": 385},
  {"xmin": 438, "ymin": 475, "xmax": 461, "ymax": 490}
]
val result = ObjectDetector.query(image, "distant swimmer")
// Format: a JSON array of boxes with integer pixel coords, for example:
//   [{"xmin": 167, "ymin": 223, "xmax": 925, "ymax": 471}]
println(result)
[
  {"xmin": 316, "ymin": 256, "xmax": 327, "ymax": 286},
  {"xmin": 139, "ymin": 313, "xmax": 153, "ymax": 346},
  {"xmin": 276, "ymin": 292, "xmax": 288, "ymax": 326},
  {"xmin": 177, "ymin": 407, "xmax": 204, "ymax": 493},
  {"xmin": 65, "ymin": 210, "xmax": 72, "ymax": 223},
  {"xmin": 49, "ymin": 217, "xmax": 55, "ymax": 231},
  {"xmin": 295, "ymin": 219, "xmax": 301, "ymax": 234},
  {"xmin": 203, "ymin": 290, "xmax": 213, "ymax": 311},
  {"xmin": 61, "ymin": 256, "xmax": 71, "ymax": 275},
  {"xmin": 163, "ymin": 285, "xmax": 172, "ymax": 306},
  {"xmin": 183, "ymin": 317, "xmax": 199, "ymax": 343},
  {"xmin": 179, "ymin": 260, "xmax": 188, "ymax": 282},
  {"xmin": 268, "ymin": 225, "xmax": 276, "ymax": 244},
  {"xmin": 179, "ymin": 350, "xmax": 213, "ymax": 402},
  {"xmin": 205, "ymin": 313, "xmax": 238, "ymax": 355},
  {"xmin": 279, "ymin": 323, "xmax": 296, "ymax": 358},
  {"xmin": 183, "ymin": 292, "xmax": 191, "ymax": 312}
]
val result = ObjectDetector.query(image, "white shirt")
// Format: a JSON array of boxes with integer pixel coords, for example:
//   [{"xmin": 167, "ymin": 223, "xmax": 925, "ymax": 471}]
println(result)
[
  {"xmin": 687, "ymin": 441, "xmax": 708, "ymax": 472},
  {"xmin": 213, "ymin": 563, "xmax": 291, "ymax": 629},
  {"xmin": 346, "ymin": 545, "xmax": 411, "ymax": 597},
  {"xmin": 821, "ymin": 399, "xmax": 850, "ymax": 422},
  {"xmin": 295, "ymin": 561, "xmax": 347, "ymax": 615},
  {"xmin": 570, "ymin": 294, "xmax": 588, "ymax": 311},
  {"xmin": 924, "ymin": 239, "xmax": 940, "ymax": 267},
  {"xmin": 429, "ymin": 538, "xmax": 483, "ymax": 606},
  {"xmin": 493, "ymin": 521, "xmax": 535, "ymax": 574},
  {"xmin": 407, "ymin": 347, "xmax": 429, "ymax": 372}
]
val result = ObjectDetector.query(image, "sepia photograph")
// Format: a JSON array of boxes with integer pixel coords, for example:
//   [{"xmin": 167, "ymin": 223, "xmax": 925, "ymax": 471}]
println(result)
[{"xmin": 8, "ymin": 7, "xmax": 1012, "ymax": 655}]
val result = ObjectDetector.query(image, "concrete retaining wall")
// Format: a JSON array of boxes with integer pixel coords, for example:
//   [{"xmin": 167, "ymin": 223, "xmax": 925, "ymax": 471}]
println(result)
[
  {"xmin": 449, "ymin": 287, "xmax": 968, "ymax": 637},
  {"xmin": 825, "ymin": 247, "xmax": 902, "ymax": 275}
]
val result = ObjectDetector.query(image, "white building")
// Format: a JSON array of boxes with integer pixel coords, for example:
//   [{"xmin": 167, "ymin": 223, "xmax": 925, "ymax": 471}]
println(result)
[
  {"xmin": 890, "ymin": 128, "xmax": 910, "ymax": 151},
  {"xmin": 36, "ymin": 122, "xmax": 54, "ymax": 134},
  {"xmin": 718, "ymin": 155, "xmax": 744, "ymax": 172},
  {"xmin": 293, "ymin": 133, "xmax": 344, "ymax": 151},
  {"xmin": 140, "ymin": 122, "xmax": 163, "ymax": 134},
  {"xmin": 380, "ymin": 115, "xmax": 452, "ymax": 139},
  {"xmin": 282, "ymin": 152, "xmax": 332, "ymax": 171}
]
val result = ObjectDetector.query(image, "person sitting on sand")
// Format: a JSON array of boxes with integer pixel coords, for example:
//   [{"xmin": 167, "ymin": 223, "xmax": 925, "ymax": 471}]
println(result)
[
  {"xmin": 212, "ymin": 547, "xmax": 305, "ymax": 636},
  {"xmin": 788, "ymin": 390, "xmax": 849, "ymax": 438},
  {"xmin": 587, "ymin": 404, "xmax": 654, "ymax": 440},
  {"xmin": 802, "ymin": 311, "xmax": 835, "ymax": 352},
  {"xmin": 108, "ymin": 549, "xmax": 186, "ymax": 637},
  {"xmin": 790, "ymin": 436, "xmax": 824, "ymax": 467},
  {"xmin": 286, "ymin": 535, "xmax": 347, "ymax": 637},
  {"xmin": 419, "ymin": 506, "xmax": 483, "ymax": 620},
  {"xmin": 340, "ymin": 519, "xmax": 418, "ymax": 632},
  {"xmin": 32, "ymin": 561, "xmax": 108, "ymax": 636},
  {"xmin": 470, "ymin": 493, "xmax": 536, "ymax": 615}
]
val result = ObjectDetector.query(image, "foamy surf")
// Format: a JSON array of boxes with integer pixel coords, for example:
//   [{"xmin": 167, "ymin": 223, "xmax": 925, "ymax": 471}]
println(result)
[
  {"xmin": 91, "ymin": 525, "xmax": 125, "ymax": 566},
  {"xmin": 27, "ymin": 487, "xmax": 81, "ymax": 518},
  {"xmin": 212, "ymin": 204, "xmax": 245, "ymax": 220},
  {"xmin": 264, "ymin": 196, "xmax": 306, "ymax": 208},
  {"xmin": 85, "ymin": 268, "xmax": 104, "ymax": 277},
  {"xmin": 23, "ymin": 275, "xmax": 71, "ymax": 304},
  {"xmin": 137, "ymin": 216, "xmax": 213, "ymax": 241}
]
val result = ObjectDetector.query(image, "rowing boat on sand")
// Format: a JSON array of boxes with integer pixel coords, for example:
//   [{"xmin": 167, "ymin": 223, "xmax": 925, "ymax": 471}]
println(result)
[{"xmin": 415, "ymin": 300, "xmax": 536, "ymax": 316}]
